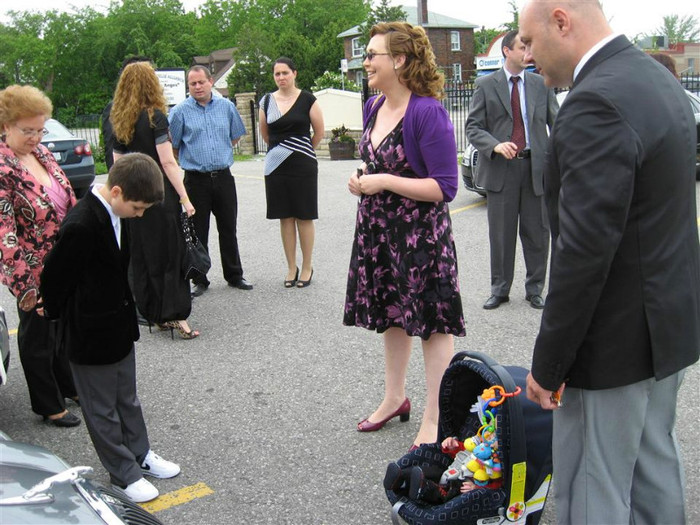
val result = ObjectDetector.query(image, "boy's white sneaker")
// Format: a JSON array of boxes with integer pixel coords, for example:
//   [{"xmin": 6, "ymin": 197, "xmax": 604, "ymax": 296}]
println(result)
[
  {"xmin": 141, "ymin": 450, "xmax": 181, "ymax": 479},
  {"xmin": 118, "ymin": 477, "xmax": 159, "ymax": 503}
]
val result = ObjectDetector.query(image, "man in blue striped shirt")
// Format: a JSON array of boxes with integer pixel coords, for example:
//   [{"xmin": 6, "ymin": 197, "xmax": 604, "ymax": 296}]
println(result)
[{"xmin": 169, "ymin": 65, "xmax": 252, "ymax": 296}]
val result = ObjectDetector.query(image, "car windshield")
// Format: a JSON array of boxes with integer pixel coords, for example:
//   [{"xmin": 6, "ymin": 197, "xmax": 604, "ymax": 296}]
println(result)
[{"xmin": 43, "ymin": 119, "xmax": 75, "ymax": 141}]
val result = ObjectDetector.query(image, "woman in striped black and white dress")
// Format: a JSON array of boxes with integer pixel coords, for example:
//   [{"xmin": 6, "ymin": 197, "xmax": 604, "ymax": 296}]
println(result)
[{"xmin": 259, "ymin": 57, "xmax": 324, "ymax": 288}]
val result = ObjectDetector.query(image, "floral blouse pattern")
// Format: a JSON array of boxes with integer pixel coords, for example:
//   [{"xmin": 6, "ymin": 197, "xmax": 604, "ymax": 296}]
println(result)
[{"xmin": 0, "ymin": 141, "xmax": 76, "ymax": 300}]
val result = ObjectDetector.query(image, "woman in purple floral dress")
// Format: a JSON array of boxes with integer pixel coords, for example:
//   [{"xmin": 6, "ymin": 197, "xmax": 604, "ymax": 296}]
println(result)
[{"xmin": 344, "ymin": 22, "xmax": 465, "ymax": 449}]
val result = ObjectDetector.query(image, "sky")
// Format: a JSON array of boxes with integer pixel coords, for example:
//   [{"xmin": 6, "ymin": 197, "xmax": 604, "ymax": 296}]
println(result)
[{"xmin": 1, "ymin": 0, "xmax": 698, "ymax": 38}]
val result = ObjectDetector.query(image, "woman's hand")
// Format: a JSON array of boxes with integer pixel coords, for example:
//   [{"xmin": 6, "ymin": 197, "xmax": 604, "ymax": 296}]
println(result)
[
  {"xmin": 358, "ymin": 173, "xmax": 388, "ymax": 196},
  {"xmin": 348, "ymin": 169, "xmax": 362, "ymax": 197},
  {"xmin": 19, "ymin": 288, "xmax": 38, "ymax": 312},
  {"xmin": 183, "ymin": 200, "xmax": 195, "ymax": 217}
]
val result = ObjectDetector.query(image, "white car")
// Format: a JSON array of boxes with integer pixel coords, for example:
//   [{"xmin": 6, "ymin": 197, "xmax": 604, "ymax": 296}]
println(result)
[{"xmin": 462, "ymin": 90, "xmax": 700, "ymax": 196}]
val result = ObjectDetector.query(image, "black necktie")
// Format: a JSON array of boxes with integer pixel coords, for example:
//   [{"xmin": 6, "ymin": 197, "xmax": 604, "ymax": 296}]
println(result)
[{"xmin": 510, "ymin": 76, "xmax": 526, "ymax": 152}]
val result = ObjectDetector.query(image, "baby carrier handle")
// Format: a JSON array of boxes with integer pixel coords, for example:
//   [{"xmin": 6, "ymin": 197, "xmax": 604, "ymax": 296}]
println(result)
[{"xmin": 453, "ymin": 351, "xmax": 529, "ymax": 521}]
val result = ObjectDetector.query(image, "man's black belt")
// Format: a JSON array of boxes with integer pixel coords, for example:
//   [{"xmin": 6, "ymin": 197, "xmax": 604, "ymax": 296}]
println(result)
[
  {"xmin": 515, "ymin": 149, "xmax": 531, "ymax": 159},
  {"xmin": 185, "ymin": 168, "xmax": 229, "ymax": 176}
]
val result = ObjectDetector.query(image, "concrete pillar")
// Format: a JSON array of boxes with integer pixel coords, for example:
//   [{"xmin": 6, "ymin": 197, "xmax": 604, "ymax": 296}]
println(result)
[{"xmin": 234, "ymin": 92, "xmax": 256, "ymax": 156}]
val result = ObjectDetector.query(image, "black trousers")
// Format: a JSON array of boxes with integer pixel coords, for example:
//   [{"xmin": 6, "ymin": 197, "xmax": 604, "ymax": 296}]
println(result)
[
  {"xmin": 17, "ymin": 306, "xmax": 76, "ymax": 416},
  {"xmin": 185, "ymin": 168, "xmax": 243, "ymax": 286}
]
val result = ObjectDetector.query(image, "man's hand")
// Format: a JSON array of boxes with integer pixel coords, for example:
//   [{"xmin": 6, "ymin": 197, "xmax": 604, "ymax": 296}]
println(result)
[
  {"xmin": 526, "ymin": 372, "xmax": 563, "ymax": 410},
  {"xmin": 494, "ymin": 141, "xmax": 518, "ymax": 160}
]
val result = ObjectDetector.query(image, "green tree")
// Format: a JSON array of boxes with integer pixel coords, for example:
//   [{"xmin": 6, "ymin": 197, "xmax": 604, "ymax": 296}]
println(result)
[
  {"xmin": 474, "ymin": 27, "xmax": 504, "ymax": 55},
  {"xmin": 502, "ymin": 0, "xmax": 519, "ymax": 32},
  {"xmin": 359, "ymin": 0, "xmax": 407, "ymax": 47},
  {"xmin": 312, "ymin": 70, "xmax": 359, "ymax": 92},
  {"xmin": 654, "ymin": 14, "xmax": 700, "ymax": 44}
]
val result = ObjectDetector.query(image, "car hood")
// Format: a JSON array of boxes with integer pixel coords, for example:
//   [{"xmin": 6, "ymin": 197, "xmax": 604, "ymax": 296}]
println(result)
[{"xmin": 0, "ymin": 440, "xmax": 102, "ymax": 524}]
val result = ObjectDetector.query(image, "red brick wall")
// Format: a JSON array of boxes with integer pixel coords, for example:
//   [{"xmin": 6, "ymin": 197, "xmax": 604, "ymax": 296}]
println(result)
[
  {"xmin": 342, "ymin": 28, "xmax": 476, "ymax": 82},
  {"xmin": 427, "ymin": 28, "xmax": 475, "ymax": 80}
]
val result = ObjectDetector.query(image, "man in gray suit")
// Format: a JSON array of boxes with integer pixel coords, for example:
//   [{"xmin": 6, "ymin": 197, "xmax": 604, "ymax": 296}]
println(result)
[
  {"xmin": 466, "ymin": 30, "xmax": 558, "ymax": 310},
  {"xmin": 521, "ymin": 0, "xmax": 699, "ymax": 523}
]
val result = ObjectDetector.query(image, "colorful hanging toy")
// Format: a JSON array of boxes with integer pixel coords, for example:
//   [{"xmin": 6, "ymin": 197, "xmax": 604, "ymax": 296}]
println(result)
[{"xmin": 440, "ymin": 385, "xmax": 521, "ymax": 487}]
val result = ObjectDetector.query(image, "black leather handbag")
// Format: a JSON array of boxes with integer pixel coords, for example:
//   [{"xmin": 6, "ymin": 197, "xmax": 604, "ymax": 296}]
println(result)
[{"xmin": 180, "ymin": 211, "xmax": 211, "ymax": 280}]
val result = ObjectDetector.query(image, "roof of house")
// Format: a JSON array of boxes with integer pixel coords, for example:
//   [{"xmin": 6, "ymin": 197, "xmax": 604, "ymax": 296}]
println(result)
[
  {"xmin": 193, "ymin": 47, "xmax": 236, "ymax": 65},
  {"xmin": 337, "ymin": 4, "xmax": 478, "ymax": 38}
]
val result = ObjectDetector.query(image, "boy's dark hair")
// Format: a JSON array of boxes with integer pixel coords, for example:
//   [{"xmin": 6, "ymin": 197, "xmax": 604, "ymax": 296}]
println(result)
[
  {"xmin": 108, "ymin": 153, "xmax": 164, "ymax": 204},
  {"xmin": 502, "ymin": 30, "xmax": 519, "ymax": 57}
]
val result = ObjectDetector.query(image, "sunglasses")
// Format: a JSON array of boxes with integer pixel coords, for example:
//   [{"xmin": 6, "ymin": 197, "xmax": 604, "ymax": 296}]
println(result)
[{"xmin": 362, "ymin": 52, "xmax": 390, "ymax": 62}]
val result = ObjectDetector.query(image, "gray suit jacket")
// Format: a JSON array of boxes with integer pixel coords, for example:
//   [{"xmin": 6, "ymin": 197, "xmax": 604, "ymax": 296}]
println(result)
[{"xmin": 466, "ymin": 68, "xmax": 558, "ymax": 195}]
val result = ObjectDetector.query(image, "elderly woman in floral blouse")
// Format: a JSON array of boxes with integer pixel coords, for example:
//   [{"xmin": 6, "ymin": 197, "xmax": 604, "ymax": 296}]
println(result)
[{"xmin": 0, "ymin": 85, "xmax": 81, "ymax": 427}]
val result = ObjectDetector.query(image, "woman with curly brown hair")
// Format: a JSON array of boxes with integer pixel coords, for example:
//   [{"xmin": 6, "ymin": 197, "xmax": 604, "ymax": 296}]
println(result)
[
  {"xmin": 0, "ymin": 85, "xmax": 81, "ymax": 426},
  {"xmin": 111, "ymin": 62, "xmax": 199, "ymax": 339},
  {"xmin": 344, "ymin": 22, "xmax": 465, "ymax": 449}
]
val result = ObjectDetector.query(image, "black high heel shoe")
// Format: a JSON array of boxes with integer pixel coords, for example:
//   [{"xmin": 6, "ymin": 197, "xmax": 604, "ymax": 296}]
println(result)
[
  {"xmin": 43, "ymin": 411, "xmax": 81, "ymax": 428},
  {"xmin": 284, "ymin": 267, "xmax": 299, "ymax": 288},
  {"xmin": 296, "ymin": 268, "xmax": 314, "ymax": 288}
]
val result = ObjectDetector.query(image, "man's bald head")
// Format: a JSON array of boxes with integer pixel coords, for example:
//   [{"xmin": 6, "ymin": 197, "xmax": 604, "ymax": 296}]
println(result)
[{"xmin": 520, "ymin": 0, "xmax": 612, "ymax": 88}]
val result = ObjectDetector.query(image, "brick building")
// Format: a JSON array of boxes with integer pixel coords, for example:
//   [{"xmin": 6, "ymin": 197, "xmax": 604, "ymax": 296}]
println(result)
[{"xmin": 337, "ymin": 1, "xmax": 479, "ymax": 85}]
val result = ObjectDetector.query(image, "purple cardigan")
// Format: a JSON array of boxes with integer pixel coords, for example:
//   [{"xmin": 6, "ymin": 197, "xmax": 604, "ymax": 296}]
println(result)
[{"xmin": 363, "ymin": 93, "xmax": 458, "ymax": 201}]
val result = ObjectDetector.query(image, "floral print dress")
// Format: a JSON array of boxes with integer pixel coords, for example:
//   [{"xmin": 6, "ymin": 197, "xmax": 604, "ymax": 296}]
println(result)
[{"xmin": 343, "ymin": 115, "xmax": 465, "ymax": 340}]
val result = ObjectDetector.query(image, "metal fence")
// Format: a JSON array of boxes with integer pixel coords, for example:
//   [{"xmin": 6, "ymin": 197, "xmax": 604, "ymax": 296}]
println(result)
[
  {"xmin": 681, "ymin": 72, "xmax": 700, "ymax": 95},
  {"xmin": 73, "ymin": 71, "xmax": 699, "ymax": 159},
  {"xmin": 362, "ymin": 79, "xmax": 475, "ymax": 154}
]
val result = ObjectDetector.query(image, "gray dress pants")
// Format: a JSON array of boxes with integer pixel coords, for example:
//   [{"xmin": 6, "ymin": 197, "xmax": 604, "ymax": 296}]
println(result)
[
  {"xmin": 553, "ymin": 372, "xmax": 686, "ymax": 525},
  {"xmin": 70, "ymin": 347, "xmax": 150, "ymax": 487}
]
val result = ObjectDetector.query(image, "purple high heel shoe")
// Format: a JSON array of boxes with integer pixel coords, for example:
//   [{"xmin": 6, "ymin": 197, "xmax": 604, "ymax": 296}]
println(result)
[{"xmin": 357, "ymin": 398, "xmax": 411, "ymax": 432}]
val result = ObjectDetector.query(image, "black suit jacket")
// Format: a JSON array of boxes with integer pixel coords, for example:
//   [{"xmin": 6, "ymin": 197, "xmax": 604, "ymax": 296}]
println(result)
[
  {"xmin": 532, "ymin": 35, "xmax": 700, "ymax": 390},
  {"xmin": 41, "ymin": 191, "xmax": 139, "ymax": 365}
]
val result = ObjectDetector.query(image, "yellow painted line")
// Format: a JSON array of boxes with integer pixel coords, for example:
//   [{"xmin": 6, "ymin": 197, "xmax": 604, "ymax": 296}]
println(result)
[
  {"xmin": 450, "ymin": 200, "xmax": 487, "ymax": 215},
  {"xmin": 9, "ymin": 328, "xmax": 17, "ymax": 336},
  {"xmin": 139, "ymin": 482, "xmax": 214, "ymax": 513}
]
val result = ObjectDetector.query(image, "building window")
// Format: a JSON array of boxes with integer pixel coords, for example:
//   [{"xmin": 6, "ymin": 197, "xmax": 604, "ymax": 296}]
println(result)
[
  {"xmin": 451, "ymin": 31, "xmax": 461, "ymax": 51},
  {"xmin": 688, "ymin": 58, "xmax": 696, "ymax": 73},
  {"xmin": 352, "ymin": 37, "xmax": 363, "ymax": 58},
  {"xmin": 452, "ymin": 63, "xmax": 462, "ymax": 82}
]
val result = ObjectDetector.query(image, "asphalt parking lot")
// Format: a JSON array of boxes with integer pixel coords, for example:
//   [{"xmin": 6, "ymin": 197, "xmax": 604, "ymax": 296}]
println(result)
[{"xmin": 1, "ymin": 158, "xmax": 698, "ymax": 524}]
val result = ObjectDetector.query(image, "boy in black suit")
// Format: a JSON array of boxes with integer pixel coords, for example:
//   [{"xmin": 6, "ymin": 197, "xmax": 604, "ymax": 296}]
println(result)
[{"xmin": 41, "ymin": 153, "xmax": 181, "ymax": 503}]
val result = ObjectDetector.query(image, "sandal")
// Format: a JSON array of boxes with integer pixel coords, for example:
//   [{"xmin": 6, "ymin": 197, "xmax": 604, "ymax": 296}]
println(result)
[
  {"xmin": 168, "ymin": 321, "xmax": 200, "ymax": 340},
  {"xmin": 284, "ymin": 267, "xmax": 299, "ymax": 288}
]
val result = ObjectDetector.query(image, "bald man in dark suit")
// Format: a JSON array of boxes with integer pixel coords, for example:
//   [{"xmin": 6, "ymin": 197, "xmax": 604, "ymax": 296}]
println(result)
[{"xmin": 521, "ymin": 1, "xmax": 700, "ymax": 523}]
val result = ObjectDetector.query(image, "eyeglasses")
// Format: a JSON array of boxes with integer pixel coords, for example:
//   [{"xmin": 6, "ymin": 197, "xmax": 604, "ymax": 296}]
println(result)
[
  {"xmin": 362, "ymin": 52, "xmax": 390, "ymax": 62},
  {"xmin": 14, "ymin": 125, "xmax": 48, "ymax": 138}
]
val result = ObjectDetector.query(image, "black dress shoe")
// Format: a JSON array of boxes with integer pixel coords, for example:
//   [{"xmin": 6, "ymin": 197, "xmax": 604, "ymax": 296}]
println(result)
[
  {"xmin": 526, "ymin": 294, "xmax": 545, "ymax": 309},
  {"xmin": 191, "ymin": 283, "xmax": 208, "ymax": 297},
  {"xmin": 229, "ymin": 278, "xmax": 253, "ymax": 290},
  {"xmin": 483, "ymin": 295, "xmax": 509, "ymax": 310},
  {"xmin": 43, "ymin": 411, "xmax": 81, "ymax": 428}
]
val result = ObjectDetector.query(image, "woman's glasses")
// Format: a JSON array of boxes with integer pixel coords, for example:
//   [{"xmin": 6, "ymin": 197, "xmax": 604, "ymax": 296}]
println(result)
[
  {"xmin": 362, "ymin": 52, "xmax": 390, "ymax": 62},
  {"xmin": 14, "ymin": 126, "xmax": 48, "ymax": 138}
]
